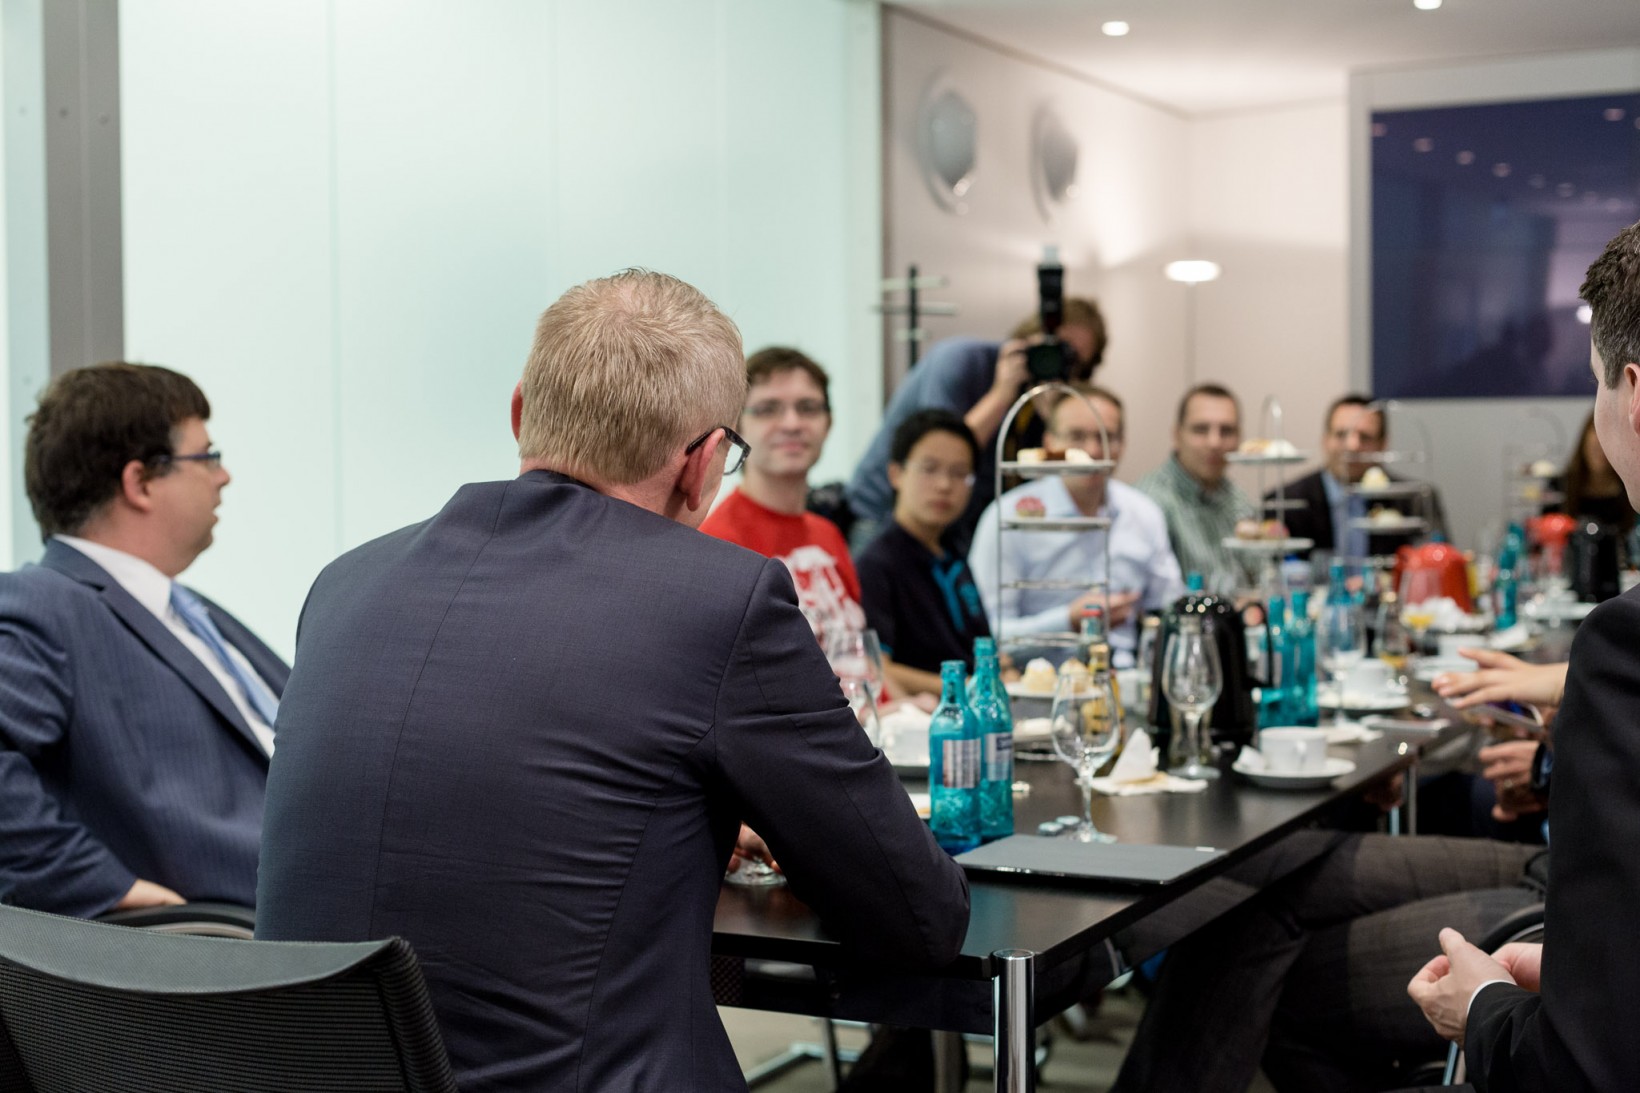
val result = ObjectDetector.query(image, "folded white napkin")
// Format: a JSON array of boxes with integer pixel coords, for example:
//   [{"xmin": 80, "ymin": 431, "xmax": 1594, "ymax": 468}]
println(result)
[
  {"xmin": 1089, "ymin": 729, "xmax": 1208, "ymax": 796},
  {"xmin": 880, "ymin": 703, "xmax": 931, "ymax": 766}
]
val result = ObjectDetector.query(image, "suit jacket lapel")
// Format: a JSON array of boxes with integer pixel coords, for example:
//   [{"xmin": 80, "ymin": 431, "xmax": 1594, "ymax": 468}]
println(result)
[{"xmin": 40, "ymin": 542, "xmax": 269, "ymax": 763}]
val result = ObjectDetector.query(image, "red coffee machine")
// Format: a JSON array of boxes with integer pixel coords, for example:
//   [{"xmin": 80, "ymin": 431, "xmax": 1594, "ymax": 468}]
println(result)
[{"xmin": 1394, "ymin": 541, "xmax": 1474, "ymax": 612}]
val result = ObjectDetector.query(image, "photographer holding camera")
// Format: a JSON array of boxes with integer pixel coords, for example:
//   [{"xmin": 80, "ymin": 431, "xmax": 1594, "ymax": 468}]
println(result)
[{"xmin": 846, "ymin": 258, "xmax": 1107, "ymax": 555}]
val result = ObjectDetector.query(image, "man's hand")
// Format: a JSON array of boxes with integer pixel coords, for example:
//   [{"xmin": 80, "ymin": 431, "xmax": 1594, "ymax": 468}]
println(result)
[
  {"xmin": 728, "ymin": 824, "xmax": 781, "ymax": 876},
  {"xmin": 989, "ymin": 338, "xmax": 1031, "ymax": 398},
  {"xmin": 116, "ymin": 878, "xmax": 185, "ymax": 910},
  {"xmin": 1068, "ymin": 589, "xmax": 1142, "ymax": 632},
  {"xmin": 1407, "ymin": 927, "xmax": 1516, "ymax": 1045},
  {"xmin": 1432, "ymin": 649, "xmax": 1567, "ymax": 713},
  {"xmin": 1492, "ymin": 942, "xmax": 1543, "ymax": 993},
  {"xmin": 1479, "ymin": 740, "xmax": 1546, "ymax": 821}
]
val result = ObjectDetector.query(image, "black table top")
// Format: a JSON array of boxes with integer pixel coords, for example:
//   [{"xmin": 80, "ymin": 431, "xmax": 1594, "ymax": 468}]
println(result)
[{"xmin": 715, "ymin": 729, "xmax": 1427, "ymax": 981}]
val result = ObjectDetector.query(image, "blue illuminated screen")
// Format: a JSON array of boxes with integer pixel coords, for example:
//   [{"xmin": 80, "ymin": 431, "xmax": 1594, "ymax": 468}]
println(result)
[{"xmin": 1372, "ymin": 92, "xmax": 1640, "ymax": 399}]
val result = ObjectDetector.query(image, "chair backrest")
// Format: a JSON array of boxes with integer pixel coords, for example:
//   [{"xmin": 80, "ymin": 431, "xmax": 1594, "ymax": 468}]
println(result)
[{"xmin": 0, "ymin": 903, "xmax": 457, "ymax": 1093}]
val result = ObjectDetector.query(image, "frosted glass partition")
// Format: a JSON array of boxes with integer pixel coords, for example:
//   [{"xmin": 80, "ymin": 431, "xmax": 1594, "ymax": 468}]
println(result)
[{"xmin": 121, "ymin": 0, "xmax": 881, "ymax": 658}]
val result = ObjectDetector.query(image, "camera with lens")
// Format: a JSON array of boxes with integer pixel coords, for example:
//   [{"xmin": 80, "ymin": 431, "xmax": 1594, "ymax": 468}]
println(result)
[{"xmin": 1024, "ymin": 247, "xmax": 1082, "ymax": 382}]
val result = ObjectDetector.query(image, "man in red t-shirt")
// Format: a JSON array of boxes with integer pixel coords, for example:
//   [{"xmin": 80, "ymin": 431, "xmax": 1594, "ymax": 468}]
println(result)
[{"xmin": 701, "ymin": 347, "xmax": 865, "ymax": 647}]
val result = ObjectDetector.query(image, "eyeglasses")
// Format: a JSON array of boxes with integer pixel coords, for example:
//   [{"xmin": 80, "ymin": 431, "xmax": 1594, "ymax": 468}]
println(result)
[
  {"xmin": 743, "ymin": 399, "xmax": 829, "ymax": 421},
  {"xmin": 907, "ymin": 461, "xmax": 976, "ymax": 487},
  {"xmin": 686, "ymin": 426, "xmax": 751, "ymax": 475},
  {"xmin": 154, "ymin": 449, "xmax": 224, "ymax": 471}
]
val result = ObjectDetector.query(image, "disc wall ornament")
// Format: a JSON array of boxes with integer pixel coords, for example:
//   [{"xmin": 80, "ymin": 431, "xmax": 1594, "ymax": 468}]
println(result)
[
  {"xmin": 1030, "ymin": 106, "xmax": 1079, "ymax": 222},
  {"xmin": 917, "ymin": 77, "xmax": 977, "ymax": 214}
]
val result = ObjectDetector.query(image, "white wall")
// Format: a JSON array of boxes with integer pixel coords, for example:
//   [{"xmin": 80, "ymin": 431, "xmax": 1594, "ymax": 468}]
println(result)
[
  {"xmin": 1187, "ymin": 101, "xmax": 1351, "ymax": 503},
  {"xmin": 120, "ymin": 0, "xmax": 882, "ymax": 659},
  {"xmin": 881, "ymin": 9, "xmax": 1192, "ymax": 485}
]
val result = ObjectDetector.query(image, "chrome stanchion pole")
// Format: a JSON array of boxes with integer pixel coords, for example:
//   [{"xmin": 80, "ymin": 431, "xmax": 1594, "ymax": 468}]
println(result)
[{"xmin": 993, "ymin": 948, "xmax": 1036, "ymax": 1092}]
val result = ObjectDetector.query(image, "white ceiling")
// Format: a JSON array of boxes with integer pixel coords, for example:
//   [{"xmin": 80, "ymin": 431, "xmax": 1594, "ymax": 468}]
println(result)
[{"xmin": 892, "ymin": 0, "xmax": 1640, "ymax": 115}]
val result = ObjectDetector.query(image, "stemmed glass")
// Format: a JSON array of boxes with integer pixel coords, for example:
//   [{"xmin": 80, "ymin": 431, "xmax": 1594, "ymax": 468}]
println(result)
[
  {"xmin": 1163, "ymin": 617, "xmax": 1222, "ymax": 780},
  {"xmin": 1398, "ymin": 569, "xmax": 1442, "ymax": 666},
  {"xmin": 1317, "ymin": 599, "xmax": 1366, "ymax": 726},
  {"xmin": 1049, "ymin": 670, "xmax": 1124, "ymax": 842},
  {"xmin": 838, "ymin": 677, "xmax": 884, "ymax": 748},
  {"xmin": 827, "ymin": 628, "xmax": 886, "ymax": 744}
]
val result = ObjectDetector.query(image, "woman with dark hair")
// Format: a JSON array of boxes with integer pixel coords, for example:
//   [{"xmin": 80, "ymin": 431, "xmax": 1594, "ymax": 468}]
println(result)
[{"xmin": 1560, "ymin": 409, "xmax": 1635, "ymax": 536}]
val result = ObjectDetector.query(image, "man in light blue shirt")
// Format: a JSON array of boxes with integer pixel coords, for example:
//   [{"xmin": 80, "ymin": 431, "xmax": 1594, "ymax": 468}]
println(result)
[{"xmin": 971, "ymin": 385, "xmax": 1183, "ymax": 667}]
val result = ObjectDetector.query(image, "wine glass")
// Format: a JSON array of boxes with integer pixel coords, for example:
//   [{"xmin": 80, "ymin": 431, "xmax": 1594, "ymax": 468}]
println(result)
[
  {"xmin": 723, "ymin": 827, "xmax": 785, "ymax": 888},
  {"xmin": 1317, "ymin": 599, "xmax": 1366, "ymax": 726},
  {"xmin": 1162, "ymin": 618, "xmax": 1222, "ymax": 780},
  {"xmin": 839, "ymin": 677, "xmax": 884, "ymax": 748},
  {"xmin": 828, "ymin": 629, "xmax": 885, "ymax": 703},
  {"xmin": 1049, "ymin": 670, "xmax": 1124, "ymax": 842},
  {"xmin": 1398, "ymin": 568, "xmax": 1443, "ymax": 666}
]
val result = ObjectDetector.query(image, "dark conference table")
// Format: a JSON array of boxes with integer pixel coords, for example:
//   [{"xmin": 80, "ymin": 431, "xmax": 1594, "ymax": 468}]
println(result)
[{"xmin": 713, "ymin": 729, "xmax": 1439, "ymax": 1092}]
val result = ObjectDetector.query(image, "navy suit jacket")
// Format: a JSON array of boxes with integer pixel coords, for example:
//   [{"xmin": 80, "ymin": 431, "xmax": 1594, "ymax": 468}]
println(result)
[
  {"xmin": 1463, "ymin": 587, "xmax": 1640, "ymax": 1091},
  {"xmin": 257, "ymin": 472, "xmax": 971, "ymax": 1093},
  {"xmin": 0, "ymin": 539, "xmax": 288, "ymax": 916},
  {"xmin": 1269, "ymin": 468, "xmax": 1449, "ymax": 560}
]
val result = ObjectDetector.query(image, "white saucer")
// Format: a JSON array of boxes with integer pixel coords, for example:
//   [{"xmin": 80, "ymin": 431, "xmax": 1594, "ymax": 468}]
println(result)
[
  {"xmin": 1413, "ymin": 657, "xmax": 1477, "ymax": 682},
  {"xmin": 1232, "ymin": 756, "xmax": 1355, "ymax": 790},
  {"xmin": 1317, "ymin": 685, "xmax": 1409, "ymax": 713}
]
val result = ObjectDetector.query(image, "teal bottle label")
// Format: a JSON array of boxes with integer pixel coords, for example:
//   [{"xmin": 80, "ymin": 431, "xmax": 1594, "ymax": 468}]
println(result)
[
  {"xmin": 983, "ymin": 732, "xmax": 1013, "ymax": 782},
  {"xmin": 939, "ymin": 738, "xmax": 980, "ymax": 789}
]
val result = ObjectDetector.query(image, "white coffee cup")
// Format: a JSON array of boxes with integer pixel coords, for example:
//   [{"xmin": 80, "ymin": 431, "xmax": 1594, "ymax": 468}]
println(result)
[
  {"xmin": 1344, "ymin": 658, "xmax": 1393, "ymax": 696},
  {"xmin": 1259, "ymin": 727, "xmax": 1329, "ymax": 774},
  {"xmin": 1436, "ymin": 633, "xmax": 1469, "ymax": 659}
]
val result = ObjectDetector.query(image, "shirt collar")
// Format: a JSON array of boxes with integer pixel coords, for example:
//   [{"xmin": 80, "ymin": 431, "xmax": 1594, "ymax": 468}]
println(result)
[
  {"xmin": 1321, "ymin": 470, "xmax": 1346, "ymax": 507},
  {"xmin": 1165, "ymin": 454, "xmax": 1230, "ymax": 505},
  {"xmin": 53, "ymin": 535, "xmax": 177, "ymax": 620}
]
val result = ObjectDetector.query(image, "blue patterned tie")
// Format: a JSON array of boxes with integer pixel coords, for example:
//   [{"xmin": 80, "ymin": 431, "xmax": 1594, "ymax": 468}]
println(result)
[{"xmin": 169, "ymin": 584, "xmax": 280, "ymax": 727}]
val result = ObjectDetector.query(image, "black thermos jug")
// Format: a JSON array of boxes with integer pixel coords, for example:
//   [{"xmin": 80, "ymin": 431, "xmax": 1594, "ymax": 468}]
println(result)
[
  {"xmin": 1569, "ymin": 518, "xmax": 1622, "ymax": 603},
  {"xmin": 1148, "ymin": 589, "xmax": 1258, "ymax": 753}
]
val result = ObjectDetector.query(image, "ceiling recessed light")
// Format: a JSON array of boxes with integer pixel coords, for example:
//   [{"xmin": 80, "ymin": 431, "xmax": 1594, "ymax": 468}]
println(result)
[
  {"xmin": 1455, "ymin": 150, "xmax": 1475, "ymax": 166},
  {"xmin": 1413, "ymin": 137, "xmax": 1434, "ymax": 152},
  {"xmin": 1413, "ymin": 0, "xmax": 1442, "ymax": 10},
  {"xmin": 1577, "ymin": 304, "xmax": 1593, "ymax": 325},
  {"xmin": 1102, "ymin": 20, "xmax": 1130, "ymax": 37},
  {"xmin": 1604, "ymin": 107, "xmax": 1627, "ymax": 122},
  {"xmin": 1492, "ymin": 163, "xmax": 1511, "ymax": 178}
]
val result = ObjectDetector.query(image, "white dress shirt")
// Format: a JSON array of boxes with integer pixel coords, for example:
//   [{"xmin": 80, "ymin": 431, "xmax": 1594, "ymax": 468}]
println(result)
[
  {"xmin": 969, "ymin": 477, "xmax": 1185, "ymax": 667},
  {"xmin": 55, "ymin": 536, "xmax": 276, "ymax": 756}
]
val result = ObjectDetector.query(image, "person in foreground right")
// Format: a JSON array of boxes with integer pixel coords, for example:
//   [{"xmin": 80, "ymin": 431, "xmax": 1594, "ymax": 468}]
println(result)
[
  {"xmin": 1407, "ymin": 218, "xmax": 1640, "ymax": 1091},
  {"xmin": 256, "ymin": 270, "xmax": 969, "ymax": 1092}
]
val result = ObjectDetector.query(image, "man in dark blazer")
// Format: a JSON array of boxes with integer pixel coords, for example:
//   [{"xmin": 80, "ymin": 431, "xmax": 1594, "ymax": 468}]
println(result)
[
  {"xmin": 1271, "ymin": 394, "xmax": 1447, "ymax": 561},
  {"xmin": 0, "ymin": 363, "xmax": 288, "ymax": 917},
  {"xmin": 257, "ymin": 270, "xmax": 971, "ymax": 1093},
  {"xmin": 1408, "ymin": 219, "xmax": 1640, "ymax": 1091}
]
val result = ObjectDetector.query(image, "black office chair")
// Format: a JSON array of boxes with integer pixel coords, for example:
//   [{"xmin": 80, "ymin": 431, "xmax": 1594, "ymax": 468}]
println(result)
[
  {"xmin": 95, "ymin": 900, "xmax": 257, "ymax": 939},
  {"xmin": 0, "ymin": 903, "xmax": 456, "ymax": 1092}
]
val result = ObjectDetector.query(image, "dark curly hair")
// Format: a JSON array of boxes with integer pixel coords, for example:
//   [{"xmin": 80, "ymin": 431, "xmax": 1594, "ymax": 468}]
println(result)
[{"xmin": 24, "ymin": 362, "xmax": 210, "ymax": 539}]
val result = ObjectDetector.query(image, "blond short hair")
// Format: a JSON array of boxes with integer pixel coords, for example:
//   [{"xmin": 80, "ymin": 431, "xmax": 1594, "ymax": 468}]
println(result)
[{"xmin": 517, "ymin": 270, "xmax": 746, "ymax": 483}]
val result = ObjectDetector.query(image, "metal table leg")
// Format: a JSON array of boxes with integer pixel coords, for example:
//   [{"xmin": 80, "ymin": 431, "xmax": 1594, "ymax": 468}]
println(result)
[
  {"xmin": 1402, "ymin": 754, "xmax": 1419, "ymax": 835},
  {"xmin": 993, "ymin": 948, "xmax": 1036, "ymax": 1092},
  {"xmin": 933, "ymin": 1030, "xmax": 965, "ymax": 1093}
]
